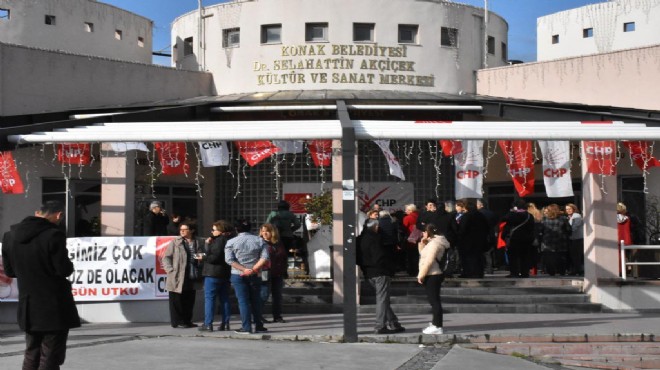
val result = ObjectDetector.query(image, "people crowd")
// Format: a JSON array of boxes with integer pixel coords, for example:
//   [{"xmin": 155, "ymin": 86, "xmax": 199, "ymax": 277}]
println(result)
[{"xmin": 160, "ymin": 197, "xmax": 597, "ymax": 336}]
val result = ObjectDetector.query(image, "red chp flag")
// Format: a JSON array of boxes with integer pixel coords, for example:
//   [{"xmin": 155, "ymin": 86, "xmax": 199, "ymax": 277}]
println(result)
[
  {"xmin": 439, "ymin": 140, "xmax": 463, "ymax": 157},
  {"xmin": 235, "ymin": 141, "xmax": 280, "ymax": 167},
  {"xmin": 155, "ymin": 142, "xmax": 189, "ymax": 175},
  {"xmin": 622, "ymin": 141, "xmax": 660, "ymax": 171},
  {"xmin": 57, "ymin": 143, "xmax": 91, "ymax": 165},
  {"xmin": 307, "ymin": 140, "xmax": 332, "ymax": 167},
  {"xmin": 498, "ymin": 140, "xmax": 535, "ymax": 197},
  {"xmin": 583, "ymin": 141, "xmax": 617, "ymax": 175},
  {"xmin": 0, "ymin": 151, "xmax": 25, "ymax": 194}
]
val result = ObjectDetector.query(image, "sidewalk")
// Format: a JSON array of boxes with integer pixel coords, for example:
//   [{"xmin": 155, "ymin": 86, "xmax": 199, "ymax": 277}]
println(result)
[{"xmin": 1, "ymin": 312, "xmax": 659, "ymax": 369}]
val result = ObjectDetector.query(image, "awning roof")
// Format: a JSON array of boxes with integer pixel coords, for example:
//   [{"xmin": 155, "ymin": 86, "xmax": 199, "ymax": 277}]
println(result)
[
  {"xmin": 8, "ymin": 119, "xmax": 660, "ymax": 143},
  {"xmin": 3, "ymin": 94, "xmax": 660, "ymax": 148}
]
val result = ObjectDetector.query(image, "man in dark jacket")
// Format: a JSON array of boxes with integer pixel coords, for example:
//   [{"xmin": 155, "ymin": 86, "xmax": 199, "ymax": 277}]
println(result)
[
  {"xmin": 357, "ymin": 219, "xmax": 405, "ymax": 334},
  {"xmin": 2, "ymin": 200, "xmax": 81, "ymax": 369},
  {"xmin": 417, "ymin": 199, "xmax": 456, "ymax": 247},
  {"xmin": 143, "ymin": 200, "xmax": 169, "ymax": 236}
]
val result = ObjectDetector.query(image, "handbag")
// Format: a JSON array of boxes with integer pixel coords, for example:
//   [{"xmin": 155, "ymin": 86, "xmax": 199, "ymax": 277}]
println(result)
[{"xmin": 407, "ymin": 227, "xmax": 423, "ymax": 243}]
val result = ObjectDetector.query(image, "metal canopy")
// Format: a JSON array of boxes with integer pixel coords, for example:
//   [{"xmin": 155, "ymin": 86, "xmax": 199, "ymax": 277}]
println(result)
[{"xmin": 7, "ymin": 120, "xmax": 660, "ymax": 144}]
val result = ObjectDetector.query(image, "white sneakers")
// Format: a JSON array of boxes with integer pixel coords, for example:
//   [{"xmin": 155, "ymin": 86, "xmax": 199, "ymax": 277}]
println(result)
[{"xmin": 422, "ymin": 323, "xmax": 444, "ymax": 335}]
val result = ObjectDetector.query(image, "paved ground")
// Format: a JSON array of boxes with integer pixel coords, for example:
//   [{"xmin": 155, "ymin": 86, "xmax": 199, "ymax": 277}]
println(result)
[{"xmin": 1, "ymin": 312, "xmax": 659, "ymax": 369}]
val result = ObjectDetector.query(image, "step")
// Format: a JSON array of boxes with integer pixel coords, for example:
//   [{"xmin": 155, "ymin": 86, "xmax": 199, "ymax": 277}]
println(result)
[
  {"xmin": 358, "ymin": 302, "xmax": 602, "ymax": 314},
  {"xmin": 475, "ymin": 342, "xmax": 660, "ymax": 357},
  {"xmin": 360, "ymin": 294, "xmax": 589, "ymax": 305},
  {"xmin": 553, "ymin": 354, "xmax": 660, "ymax": 370}
]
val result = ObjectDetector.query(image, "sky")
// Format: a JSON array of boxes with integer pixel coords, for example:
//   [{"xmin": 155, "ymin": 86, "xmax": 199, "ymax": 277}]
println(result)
[{"xmin": 101, "ymin": 0, "xmax": 606, "ymax": 65}]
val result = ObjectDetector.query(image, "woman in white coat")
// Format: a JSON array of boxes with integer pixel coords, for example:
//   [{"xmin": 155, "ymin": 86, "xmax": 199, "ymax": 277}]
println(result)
[{"xmin": 417, "ymin": 223, "xmax": 450, "ymax": 335}]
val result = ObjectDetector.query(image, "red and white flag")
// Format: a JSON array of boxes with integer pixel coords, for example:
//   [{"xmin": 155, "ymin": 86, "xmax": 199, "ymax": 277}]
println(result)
[
  {"xmin": 374, "ymin": 140, "xmax": 405, "ymax": 180},
  {"xmin": 538, "ymin": 140, "xmax": 573, "ymax": 198},
  {"xmin": 454, "ymin": 140, "xmax": 484, "ymax": 199},
  {"xmin": 307, "ymin": 140, "xmax": 332, "ymax": 167},
  {"xmin": 57, "ymin": 143, "xmax": 91, "ymax": 165},
  {"xmin": 198, "ymin": 141, "xmax": 230, "ymax": 167},
  {"xmin": 622, "ymin": 141, "xmax": 660, "ymax": 171},
  {"xmin": 0, "ymin": 151, "xmax": 25, "ymax": 194},
  {"xmin": 583, "ymin": 141, "xmax": 616, "ymax": 175},
  {"xmin": 155, "ymin": 142, "xmax": 189, "ymax": 175},
  {"xmin": 235, "ymin": 141, "xmax": 280, "ymax": 167},
  {"xmin": 498, "ymin": 140, "xmax": 535, "ymax": 197},
  {"xmin": 439, "ymin": 140, "xmax": 463, "ymax": 157}
]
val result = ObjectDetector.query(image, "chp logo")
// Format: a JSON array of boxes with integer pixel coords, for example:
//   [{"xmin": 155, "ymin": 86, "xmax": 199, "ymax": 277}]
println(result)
[
  {"xmin": 154, "ymin": 236, "xmax": 175, "ymax": 297},
  {"xmin": 456, "ymin": 170, "xmax": 480, "ymax": 179}
]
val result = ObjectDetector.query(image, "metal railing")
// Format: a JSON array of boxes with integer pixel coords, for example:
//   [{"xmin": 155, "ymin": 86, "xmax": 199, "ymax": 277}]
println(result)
[{"xmin": 620, "ymin": 240, "xmax": 660, "ymax": 280}]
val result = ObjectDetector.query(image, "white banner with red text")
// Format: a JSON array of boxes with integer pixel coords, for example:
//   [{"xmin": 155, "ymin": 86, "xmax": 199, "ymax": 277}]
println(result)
[{"xmin": 1, "ymin": 237, "xmax": 175, "ymax": 302}]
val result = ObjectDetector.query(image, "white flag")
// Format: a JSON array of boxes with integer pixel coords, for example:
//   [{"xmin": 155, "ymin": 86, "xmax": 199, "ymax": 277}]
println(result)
[
  {"xmin": 198, "ymin": 141, "xmax": 230, "ymax": 167},
  {"xmin": 454, "ymin": 140, "xmax": 484, "ymax": 199},
  {"xmin": 538, "ymin": 140, "xmax": 573, "ymax": 198},
  {"xmin": 273, "ymin": 140, "xmax": 304, "ymax": 154},
  {"xmin": 109, "ymin": 142, "xmax": 148, "ymax": 152},
  {"xmin": 373, "ymin": 140, "xmax": 405, "ymax": 180}
]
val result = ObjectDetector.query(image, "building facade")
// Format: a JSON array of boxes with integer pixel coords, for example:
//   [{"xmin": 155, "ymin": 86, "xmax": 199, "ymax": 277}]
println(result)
[
  {"xmin": 537, "ymin": 0, "xmax": 660, "ymax": 61},
  {"xmin": 172, "ymin": 0, "xmax": 509, "ymax": 94},
  {"xmin": 0, "ymin": 0, "xmax": 153, "ymax": 63}
]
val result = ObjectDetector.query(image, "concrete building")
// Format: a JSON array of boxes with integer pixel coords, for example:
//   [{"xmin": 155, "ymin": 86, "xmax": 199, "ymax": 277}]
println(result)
[
  {"xmin": 1, "ymin": 0, "xmax": 659, "ymax": 325},
  {"xmin": 171, "ymin": 0, "xmax": 509, "ymax": 94},
  {"xmin": 0, "ymin": 0, "xmax": 153, "ymax": 63},
  {"xmin": 537, "ymin": 0, "xmax": 660, "ymax": 61}
]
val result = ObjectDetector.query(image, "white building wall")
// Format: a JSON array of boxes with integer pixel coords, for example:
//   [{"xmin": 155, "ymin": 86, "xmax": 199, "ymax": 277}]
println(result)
[
  {"xmin": 172, "ymin": 0, "xmax": 508, "ymax": 95},
  {"xmin": 0, "ymin": 0, "xmax": 153, "ymax": 63},
  {"xmin": 538, "ymin": 0, "xmax": 660, "ymax": 61},
  {"xmin": 0, "ymin": 43, "xmax": 213, "ymax": 116}
]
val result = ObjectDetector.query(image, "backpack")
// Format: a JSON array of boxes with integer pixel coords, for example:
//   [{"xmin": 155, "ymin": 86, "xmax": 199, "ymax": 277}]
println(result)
[{"xmin": 436, "ymin": 247, "xmax": 459, "ymax": 277}]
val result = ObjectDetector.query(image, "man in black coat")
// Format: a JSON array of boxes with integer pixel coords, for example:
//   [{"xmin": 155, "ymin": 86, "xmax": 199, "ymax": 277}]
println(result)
[
  {"xmin": 143, "ymin": 200, "xmax": 169, "ymax": 236},
  {"xmin": 356, "ymin": 219, "xmax": 405, "ymax": 334},
  {"xmin": 2, "ymin": 200, "xmax": 81, "ymax": 369},
  {"xmin": 416, "ymin": 199, "xmax": 456, "ymax": 247},
  {"xmin": 454, "ymin": 199, "xmax": 490, "ymax": 278}
]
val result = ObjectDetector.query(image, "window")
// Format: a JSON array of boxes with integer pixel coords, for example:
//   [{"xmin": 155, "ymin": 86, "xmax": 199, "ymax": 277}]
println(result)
[
  {"xmin": 501, "ymin": 42, "xmax": 508, "ymax": 61},
  {"xmin": 45, "ymin": 15, "xmax": 56, "ymax": 25},
  {"xmin": 305, "ymin": 23, "xmax": 328, "ymax": 42},
  {"xmin": 42, "ymin": 179, "xmax": 101, "ymax": 237},
  {"xmin": 583, "ymin": 27, "xmax": 593, "ymax": 38},
  {"xmin": 398, "ymin": 24, "xmax": 418, "ymax": 44},
  {"xmin": 552, "ymin": 34, "xmax": 559, "ymax": 44},
  {"xmin": 487, "ymin": 36, "xmax": 495, "ymax": 54},
  {"xmin": 0, "ymin": 8, "xmax": 9, "ymax": 20},
  {"xmin": 223, "ymin": 28, "xmax": 240, "ymax": 47},
  {"xmin": 84, "ymin": 22, "xmax": 94, "ymax": 33},
  {"xmin": 624, "ymin": 22, "xmax": 635, "ymax": 32},
  {"xmin": 138, "ymin": 36, "xmax": 144, "ymax": 48},
  {"xmin": 440, "ymin": 27, "xmax": 458, "ymax": 47},
  {"xmin": 183, "ymin": 36, "xmax": 194, "ymax": 56},
  {"xmin": 115, "ymin": 29, "xmax": 123, "ymax": 40},
  {"xmin": 261, "ymin": 24, "xmax": 281, "ymax": 44},
  {"xmin": 353, "ymin": 23, "xmax": 374, "ymax": 42}
]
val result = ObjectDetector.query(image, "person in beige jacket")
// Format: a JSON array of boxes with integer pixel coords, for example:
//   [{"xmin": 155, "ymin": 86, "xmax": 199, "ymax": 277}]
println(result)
[
  {"xmin": 417, "ymin": 223, "xmax": 450, "ymax": 335},
  {"xmin": 161, "ymin": 221, "xmax": 205, "ymax": 328}
]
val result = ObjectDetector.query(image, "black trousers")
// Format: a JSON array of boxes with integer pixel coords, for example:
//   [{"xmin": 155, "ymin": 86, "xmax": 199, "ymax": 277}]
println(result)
[
  {"xmin": 169, "ymin": 290, "xmax": 196, "ymax": 326},
  {"xmin": 508, "ymin": 245, "xmax": 533, "ymax": 277},
  {"xmin": 24, "ymin": 330, "xmax": 69, "ymax": 370},
  {"xmin": 424, "ymin": 274, "xmax": 444, "ymax": 328}
]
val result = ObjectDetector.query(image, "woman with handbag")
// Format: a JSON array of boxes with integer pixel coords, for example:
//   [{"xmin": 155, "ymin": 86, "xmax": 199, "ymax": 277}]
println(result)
[
  {"xmin": 501, "ymin": 200, "xmax": 536, "ymax": 278},
  {"xmin": 417, "ymin": 223, "xmax": 450, "ymax": 335},
  {"xmin": 161, "ymin": 221, "xmax": 205, "ymax": 328}
]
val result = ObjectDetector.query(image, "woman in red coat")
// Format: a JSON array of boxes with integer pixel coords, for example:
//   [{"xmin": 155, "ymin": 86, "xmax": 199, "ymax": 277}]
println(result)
[{"xmin": 402, "ymin": 204, "xmax": 420, "ymax": 276}]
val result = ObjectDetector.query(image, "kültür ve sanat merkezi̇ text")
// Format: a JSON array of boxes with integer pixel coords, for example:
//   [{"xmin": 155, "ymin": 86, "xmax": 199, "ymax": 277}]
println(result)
[{"xmin": 253, "ymin": 44, "xmax": 435, "ymax": 87}]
